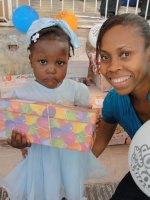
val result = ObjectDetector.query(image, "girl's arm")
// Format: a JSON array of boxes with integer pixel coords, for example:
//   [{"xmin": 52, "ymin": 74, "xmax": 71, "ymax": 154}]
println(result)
[{"xmin": 92, "ymin": 119, "xmax": 117, "ymax": 157}]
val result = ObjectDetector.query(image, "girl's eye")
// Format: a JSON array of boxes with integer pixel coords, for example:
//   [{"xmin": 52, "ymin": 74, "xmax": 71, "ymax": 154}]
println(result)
[
  {"xmin": 56, "ymin": 60, "xmax": 65, "ymax": 66},
  {"xmin": 101, "ymin": 54, "xmax": 110, "ymax": 62},
  {"xmin": 121, "ymin": 51, "xmax": 130, "ymax": 58},
  {"xmin": 39, "ymin": 60, "xmax": 47, "ymax": 65}
]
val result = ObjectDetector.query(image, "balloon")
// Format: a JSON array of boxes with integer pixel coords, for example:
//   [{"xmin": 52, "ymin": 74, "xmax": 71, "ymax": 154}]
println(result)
[
  {"xmin": 54, "ymin": 10, "xmax": 78, "ymax": 32},
  {"xmin": 12, "ymin": 5, "xmax": 39, "ymax": 33},
  {"xmin": 128, "ymin": 120, "xmax": 150, "ymax": 197},
  {"xmin": 88, "ymin": 23, "xmax": 102, "ymax": 48}
]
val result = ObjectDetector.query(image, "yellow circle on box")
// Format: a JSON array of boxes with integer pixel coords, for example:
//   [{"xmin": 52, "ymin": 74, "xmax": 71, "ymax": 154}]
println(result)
[{"xmin": 54, "ymin": 10, "xmax": 78, "ymax": 32}]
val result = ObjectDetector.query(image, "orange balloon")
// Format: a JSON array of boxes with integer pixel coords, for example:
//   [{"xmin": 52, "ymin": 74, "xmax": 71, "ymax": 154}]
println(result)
[{"xmin": 54, "ymin": 10, "xmax": 78, "ymax": 32}]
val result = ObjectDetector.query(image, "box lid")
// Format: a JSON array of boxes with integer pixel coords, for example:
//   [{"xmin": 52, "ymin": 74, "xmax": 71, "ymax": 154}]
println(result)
[{"xmin": 0, "ymin": 98, "xmax": 97, "ymax": 124}]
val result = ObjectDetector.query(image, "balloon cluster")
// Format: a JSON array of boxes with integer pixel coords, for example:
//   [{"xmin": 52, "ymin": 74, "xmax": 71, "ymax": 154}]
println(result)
[{"xmin": 12, "ymin": 5, "xmax": 78, "ymax": 33}]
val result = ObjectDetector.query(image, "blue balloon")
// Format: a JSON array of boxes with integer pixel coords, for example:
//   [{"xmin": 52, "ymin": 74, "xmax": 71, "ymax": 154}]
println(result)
[{"xmin": 12, "ymin": 5, "xmax": 39, "ymax": 33}]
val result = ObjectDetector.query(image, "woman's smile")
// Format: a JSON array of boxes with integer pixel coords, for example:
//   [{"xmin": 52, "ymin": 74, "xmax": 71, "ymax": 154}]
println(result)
[{"xmin": 109, "ymin": 75, "xmax": 132, "ymax": 88}]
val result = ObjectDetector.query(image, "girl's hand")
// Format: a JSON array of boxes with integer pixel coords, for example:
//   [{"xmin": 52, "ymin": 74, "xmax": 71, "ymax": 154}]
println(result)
[{"xmin": 7, "ymin": 129, "xmax": 31, "ymax": 149}]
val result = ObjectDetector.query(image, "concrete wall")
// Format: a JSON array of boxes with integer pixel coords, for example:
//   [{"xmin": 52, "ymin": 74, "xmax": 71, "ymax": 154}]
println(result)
[{"xmin": 0, "ymin": 27, "xmax": 89, "ymax": 76}]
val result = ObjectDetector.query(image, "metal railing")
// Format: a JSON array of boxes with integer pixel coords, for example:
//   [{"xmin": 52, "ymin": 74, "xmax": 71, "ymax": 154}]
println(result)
[{"xmin": 0, "ymin": 0, "xmax": 150, "ymax": 27}]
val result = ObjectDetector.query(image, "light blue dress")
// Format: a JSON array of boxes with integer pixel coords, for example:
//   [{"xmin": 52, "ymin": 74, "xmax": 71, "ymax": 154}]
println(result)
[{"xmin": 1, "ymin": 79, "xmax": 105, "ymax": 200}]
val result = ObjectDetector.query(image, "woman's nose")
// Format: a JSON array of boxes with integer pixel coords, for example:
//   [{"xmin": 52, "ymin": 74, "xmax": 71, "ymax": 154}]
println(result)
[{"xmin": 107, "ymin": 58, "xmax": 121, "ymax": 72}]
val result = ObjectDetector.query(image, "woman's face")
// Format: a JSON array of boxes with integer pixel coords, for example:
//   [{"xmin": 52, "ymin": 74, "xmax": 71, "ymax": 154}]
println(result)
[
  {"xmin": 99, "ymin": 25, "xmax": 150, "ymax": 95},
  {"xmin": 29, "ymin": 38, "xmax": 69, "ymax": 89}
]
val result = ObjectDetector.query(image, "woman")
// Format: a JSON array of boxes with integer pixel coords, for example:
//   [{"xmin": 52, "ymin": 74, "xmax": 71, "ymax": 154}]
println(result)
[{"xmin": 92, "ymin": 13, "xmax": 150, "ymax": 199}]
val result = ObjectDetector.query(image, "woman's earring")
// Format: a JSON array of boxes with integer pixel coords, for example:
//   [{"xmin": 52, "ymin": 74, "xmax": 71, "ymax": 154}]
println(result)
[{"xmin": 147, "ymin": 91, "xmax": 150, "ymax": 102}]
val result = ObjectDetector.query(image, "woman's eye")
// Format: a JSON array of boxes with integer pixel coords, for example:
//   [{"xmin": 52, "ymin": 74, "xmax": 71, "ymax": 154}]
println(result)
[
  {"xmin": 39, "ymin": 60, "xmax": 47, "ymax": 65},
  {"xmin": 101, "ymin": 55, "xmax": 110, "ymax": 62},
  {"xmin": 121, "ymin": 51, "xmax": 130, "ymax": 58}
]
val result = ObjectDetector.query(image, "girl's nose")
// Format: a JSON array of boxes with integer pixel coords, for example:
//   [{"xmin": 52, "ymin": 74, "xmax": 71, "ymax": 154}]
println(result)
[{"xmin": 46, "ymin": 64, "xmax": 56, "ymax": 74}]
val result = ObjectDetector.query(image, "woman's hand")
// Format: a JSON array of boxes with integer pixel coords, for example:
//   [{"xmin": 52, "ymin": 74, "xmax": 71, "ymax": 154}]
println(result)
[
  {"xmin": 7, "ymin": 129, "xmax": 31, "ymax": 149},
  {"xmin": 95, "ymin": 113, "xmax": 101, "ymax": 130}
]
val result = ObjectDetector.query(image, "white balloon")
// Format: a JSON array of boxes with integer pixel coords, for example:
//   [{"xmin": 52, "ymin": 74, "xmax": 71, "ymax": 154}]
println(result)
[
  {"xmin": 88, "ymin": 24, "xmax": 102, "ymax": 48},
  {"xmin": 128, "ymin": 120, "xmax": 150, "ymax": 197}
]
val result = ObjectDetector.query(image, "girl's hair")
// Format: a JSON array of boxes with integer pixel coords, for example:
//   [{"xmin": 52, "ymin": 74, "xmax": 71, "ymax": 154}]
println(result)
[
  {"xmin": 96, "ymin": 13, "xmax": 150, "ymax": 59},
  {"xmin": 28, "ymin": 26, "xmax": 74, "ymax": 57}
]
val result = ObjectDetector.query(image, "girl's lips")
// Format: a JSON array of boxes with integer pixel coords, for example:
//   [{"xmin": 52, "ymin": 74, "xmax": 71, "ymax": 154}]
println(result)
[{"xmin": 44, "ymin": 77, "xmax": 57, "ymax": 83}]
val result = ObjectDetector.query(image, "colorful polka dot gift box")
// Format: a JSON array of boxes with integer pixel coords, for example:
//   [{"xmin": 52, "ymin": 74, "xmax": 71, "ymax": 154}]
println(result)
[{"xmin": 0, "ymin": 99, "xmax": 97, "ymax": 152}]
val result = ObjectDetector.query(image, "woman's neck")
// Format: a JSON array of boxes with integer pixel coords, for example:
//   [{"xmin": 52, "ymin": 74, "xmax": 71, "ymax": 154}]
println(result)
[
  {"xmin": 130, "ymin": 76, "xmax": 150, "ymax": 102},
  {"xmin": 130, "ymin": 76, "xmax": 150, "ymax": 123}
]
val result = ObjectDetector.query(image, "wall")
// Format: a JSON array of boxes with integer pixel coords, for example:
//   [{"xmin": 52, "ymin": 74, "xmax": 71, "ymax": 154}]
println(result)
[{"xmin": 0, "ymin": 27, "xmax": 89, "ymax": 76}]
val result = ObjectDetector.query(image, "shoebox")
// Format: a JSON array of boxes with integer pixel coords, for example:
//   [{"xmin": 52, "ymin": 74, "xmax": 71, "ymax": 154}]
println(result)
[{"xmin": 0, "ymin": 98, "xmax": 97, "ymax": 152}]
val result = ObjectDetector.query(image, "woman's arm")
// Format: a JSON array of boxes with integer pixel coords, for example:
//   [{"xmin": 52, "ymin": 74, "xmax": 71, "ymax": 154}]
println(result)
[{"xmin": 92, "ymin": 119, "xmax": 117, "ymax": 157}]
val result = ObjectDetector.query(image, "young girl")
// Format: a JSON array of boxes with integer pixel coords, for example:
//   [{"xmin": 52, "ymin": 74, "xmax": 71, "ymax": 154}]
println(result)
[
  {"xmin": 1, "ymin": 18, "xmax": 105, "ymax": 200},
  {"xmin": 92, "ymin": 13, "xmax": 150, "ymax": 199}
]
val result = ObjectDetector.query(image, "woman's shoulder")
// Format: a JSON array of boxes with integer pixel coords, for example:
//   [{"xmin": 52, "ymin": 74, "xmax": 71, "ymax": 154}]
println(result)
[
  {"xmin": 104, "ymin": 89, "xmax": 129, "ymax": 105},
  {"xmin": 102, "ymin": 89, "xmax": 130, "ymax": 123}
]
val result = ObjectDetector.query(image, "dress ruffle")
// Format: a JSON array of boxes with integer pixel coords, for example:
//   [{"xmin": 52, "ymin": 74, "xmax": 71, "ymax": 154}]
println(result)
[{"xmin": 1, "ymin": 144, "xmax": 105, "ymax": 200}]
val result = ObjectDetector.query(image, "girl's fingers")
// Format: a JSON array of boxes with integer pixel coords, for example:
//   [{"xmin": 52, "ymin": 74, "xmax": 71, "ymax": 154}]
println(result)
[
  {"xmin": 7, "ymin": 138, "xmax": 11, "ymax": 146},
  {"xmin": 21, "ymin": 148, "xmax": 28, "ymax": 158},
  {"xmin": 7, "ymin": 129, "xmax": 31, "ymax": 149}
]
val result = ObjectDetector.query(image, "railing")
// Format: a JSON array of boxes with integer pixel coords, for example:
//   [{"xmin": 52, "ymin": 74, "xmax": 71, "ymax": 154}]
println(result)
[{"xmin": 0, "ymin": 0, "xmax": 150, "ymax": 28}]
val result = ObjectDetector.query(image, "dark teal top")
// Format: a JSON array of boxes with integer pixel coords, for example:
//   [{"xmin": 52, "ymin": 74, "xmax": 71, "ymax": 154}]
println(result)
[{"xmin": 102, "ymin": 89, "xmax": 142, "ymax": 139}]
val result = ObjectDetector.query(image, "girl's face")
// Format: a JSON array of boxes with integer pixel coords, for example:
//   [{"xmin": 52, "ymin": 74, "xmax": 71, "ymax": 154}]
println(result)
[
  {"xmin": 29, "ymin": 38, "xmax": 69, "ymax": 89},
  {"xmin": 99, "ymin": 25, "xmax": 150, "ymax": 95}
]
